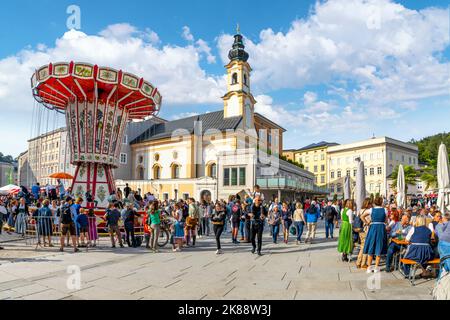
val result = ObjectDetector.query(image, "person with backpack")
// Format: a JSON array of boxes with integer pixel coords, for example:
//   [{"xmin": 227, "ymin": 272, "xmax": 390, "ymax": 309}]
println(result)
[
  {"xmin": 324, "ymin": 201, "xmax": 338, "ymax": 239},
  {"xmin": 249, "ymin": 196, "xmax": 267, "ymax": 256},
  {"xmin": 211, "ymin": 202, "xmax": 227, "ymax": 254},
  {"xmin": 123, "ymin": 202, "xmax": 137, "ymax": 248},
  {"xmin": 199, "ymin": 199, "xmax": 212, "ymax": 237},
  {"xmin": 305, "ymin": 201, "xmax": 320, "ymax": 243},
  {"xmin": 185, "ymin": 198, "xmax": 199, "ymax": 247},
  {"xmin": 225, "ymin": 195, "xmax": 235, "ymax": 234},
  {"xmin": 355, "ymin": 198, "xmax": 372, "ymax": 269},
  {"xmin": 35, "ymin": 200, "xmax": 54, "ymax": 247},
  {"xmin": 268, "ymin": 197, "xmax": 281, "ymax": 237},
  {"xmin": 104, "ymin": 202, "xmax": 124, "ymax": 248},
  {"xmin": 76, "ymin": 209, "xmax": 89, "ymax": 247},
  {"xmin": 337, "ymin": 199, "xmax": 355, "ymax": 262},
  {"xmin": 59, "ymin": 197, "xmax": 79, "ymax": 252},
  {"xmin": 148, "ymin": 201, "xmax": 162, "ymax": 252},
  {"xmin": 71, "ymin": 197, "xmax": 83, "ymax": 246},
  {"xmin": 239, "ymin": 202, "xmax": 248, "ymax": 241},
  {"xmin": 230, "ymin": 200, "xmax": 241, "ymax": 244}
]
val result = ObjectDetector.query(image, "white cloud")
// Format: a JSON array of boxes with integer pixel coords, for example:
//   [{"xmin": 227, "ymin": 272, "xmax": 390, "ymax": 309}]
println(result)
[
  {"xmin": 218, "ymin": 0, "xmax": 450, "ymax": 112},
  {"xmin": 99, "ymin": 23, "xmax": 137, "ymax": 39},
  {"xmin": 170, "ymin": 112, "xmax": 200, "ymax": 120},
  {"xmin": 0, "ymin": 24, "xmax": 225, "ymax": 156},
  {"xmin": 0, "ymin": 25, "xmax": 225, "ymax": 115},
  {"xmin": 182, "ymin": 26, "xmax": 194, "ymax": 42}
]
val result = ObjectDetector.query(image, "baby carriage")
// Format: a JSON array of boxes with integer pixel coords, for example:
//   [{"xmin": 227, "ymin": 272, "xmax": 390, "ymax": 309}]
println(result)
[{"xmin": 432, "ymin": 255, "xmax": 450, "ymax": 300}]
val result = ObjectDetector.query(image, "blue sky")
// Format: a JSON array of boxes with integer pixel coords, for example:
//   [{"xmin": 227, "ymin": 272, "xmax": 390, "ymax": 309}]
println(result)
[{"xmin": 0, "ymin": 0, "xmax": 449, "ymax": 157}]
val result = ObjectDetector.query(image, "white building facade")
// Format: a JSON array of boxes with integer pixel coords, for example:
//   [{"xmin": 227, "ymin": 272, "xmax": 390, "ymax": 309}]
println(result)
[{"xmin": 327, "ymin": 137, "xmax": 419, "ymax": 198}]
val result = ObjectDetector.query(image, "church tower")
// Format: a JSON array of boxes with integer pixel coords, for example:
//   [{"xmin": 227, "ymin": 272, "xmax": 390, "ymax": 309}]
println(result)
[{"xmin": 222, "ymin": 28, "xmax": 256, "ymax": 129}]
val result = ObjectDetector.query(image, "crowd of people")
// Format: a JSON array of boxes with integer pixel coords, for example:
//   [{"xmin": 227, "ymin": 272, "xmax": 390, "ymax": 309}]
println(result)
[
  {"xmin": 335, "ymin": 196, "xmax": 450, "ymax": 278},
  {"xmin": 1, "ymin": 182, "xmax": 449, "ymax": 281}
]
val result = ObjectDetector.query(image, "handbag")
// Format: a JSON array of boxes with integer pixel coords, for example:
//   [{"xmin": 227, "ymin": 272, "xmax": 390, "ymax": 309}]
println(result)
[{"xmin": 289, "ymin": 225, "xmax": 297, "ymax": 236}]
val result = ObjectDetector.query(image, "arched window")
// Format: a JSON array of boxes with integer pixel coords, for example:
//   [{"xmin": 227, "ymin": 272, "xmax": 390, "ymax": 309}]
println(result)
[
  {"xmin": 208, "ymin": 163, "xmax": 217, "ymax": 178},
  {"xmin": 244, "ymin": 74, "xmax": 248, "ymax": 86},
  {"xmin": 137, "ymin": 166, "xmax": 144, "ymax": 180},
  {"xmin": 231, "ymin": 73, "xmax": 238, "ymax": 84},
  {"xmin": 153, "ymin": 165, "xmax": 161, "ymax": 180},
  {"xmin": 171, "ymin": 164, "xmax": 180, "ymax": 179}
]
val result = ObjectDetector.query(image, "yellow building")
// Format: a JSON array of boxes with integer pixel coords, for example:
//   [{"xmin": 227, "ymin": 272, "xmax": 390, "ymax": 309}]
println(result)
[
  {"xmin": 283, "ymin": 141, "xmax": 338, "ymax": 187},
  {"xmin": 121, "ymin": 30, "xmax": 322, "ymax": 202},
  {"xmin": 23, "ymin": 128, "xmax": 75, "ymax": 186}
]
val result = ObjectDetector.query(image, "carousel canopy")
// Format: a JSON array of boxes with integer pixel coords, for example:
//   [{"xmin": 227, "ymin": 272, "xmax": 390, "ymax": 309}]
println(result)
[
  {"xmin": 0, "ymin": 184, "xmax": 20, "ymax": 196},
  {"xmin": 31, "ymin": 62, "xmax": 162, "ymax": 120}
]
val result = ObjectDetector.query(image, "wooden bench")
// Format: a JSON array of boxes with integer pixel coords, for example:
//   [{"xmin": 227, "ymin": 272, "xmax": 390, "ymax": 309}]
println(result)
[{"xmin": 400, "ymin": 258, "xmax": 440, "ymax": 286}]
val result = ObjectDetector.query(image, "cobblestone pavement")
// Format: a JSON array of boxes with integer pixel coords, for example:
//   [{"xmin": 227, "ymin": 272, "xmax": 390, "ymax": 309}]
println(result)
[{"xmin": 0, "ymin": 222, "xmax": 434, "ymax": 300}]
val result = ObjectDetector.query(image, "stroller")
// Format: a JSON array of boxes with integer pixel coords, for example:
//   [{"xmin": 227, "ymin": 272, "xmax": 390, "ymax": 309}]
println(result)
[{"xmin": 432, "ymin": 255, "xmax": 450, "ymax": 300}]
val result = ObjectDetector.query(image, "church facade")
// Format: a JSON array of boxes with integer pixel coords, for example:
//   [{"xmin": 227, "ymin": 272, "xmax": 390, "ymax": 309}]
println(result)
[{"xmin": 119, "ymin": 31, "xmax": 327, "ymax": 202}]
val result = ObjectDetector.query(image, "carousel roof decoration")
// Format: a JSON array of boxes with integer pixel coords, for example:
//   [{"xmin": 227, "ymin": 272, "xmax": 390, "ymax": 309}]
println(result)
[
  {"xmin": 31, "ymin": 61, "xmax": 162, "ymax": 120},
  {"xmin": 30, "ymin": 62, "xmax": 163, "ymax": 208}
]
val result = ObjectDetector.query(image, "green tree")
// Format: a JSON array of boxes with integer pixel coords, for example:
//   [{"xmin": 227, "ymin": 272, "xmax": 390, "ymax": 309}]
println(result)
[
  {"xmin": 420, "ymin": 168, "xmax": 438, "ymax": 190},
  {"xmin": 0, "ymin": 152, "xmax": 14, "ymax": 163},
  {"xmin": 390, "ymin": 165, "xmax": 418, "ymax": 193}
]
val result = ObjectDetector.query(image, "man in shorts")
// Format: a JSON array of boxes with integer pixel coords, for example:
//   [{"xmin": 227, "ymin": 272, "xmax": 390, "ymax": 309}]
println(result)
[
  {"xmin": 59, "ymin": 197, "xmax": 80, "ymax": 253},
  {"xmin": 104, "ymin": 202, "xmax": 124, "ymax": 248}
]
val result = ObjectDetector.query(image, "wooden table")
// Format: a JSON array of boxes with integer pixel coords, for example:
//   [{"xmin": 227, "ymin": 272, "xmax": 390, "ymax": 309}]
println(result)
[
  {"xmin": 391, "ymin": 238, "xmax": 410, "ymax": 271},
  {"xmin": 392, "ymin": 238, "xmax": 409, "ymax": 246}
]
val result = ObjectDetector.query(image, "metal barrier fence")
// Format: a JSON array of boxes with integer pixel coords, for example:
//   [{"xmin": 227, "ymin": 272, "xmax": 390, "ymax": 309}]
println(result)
[{"xmin": 2, "ymin": 213, "xmax": 170, "ymax": 250}]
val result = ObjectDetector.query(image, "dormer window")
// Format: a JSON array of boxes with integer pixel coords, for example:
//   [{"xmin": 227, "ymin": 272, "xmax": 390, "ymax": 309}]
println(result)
[{"xmin": 231, "ymin": 73, "xmax": 238, "ymax": 85}]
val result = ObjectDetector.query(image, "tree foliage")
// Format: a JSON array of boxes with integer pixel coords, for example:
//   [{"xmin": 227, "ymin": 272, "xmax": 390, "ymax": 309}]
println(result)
[
  {"xmin": 410, "ymin": 132, "xmax": 450, "ymax": 167},
  {"xmin": 410, "ymin": 132, "xmax": 450, "ymax": 190},
  {"xmin": 390, "ymin": 165, "xmax": 418, "ymax": 193},
  {"xmin": 0, "ymin": 152, "xmax": 14, "ymax": 163}
]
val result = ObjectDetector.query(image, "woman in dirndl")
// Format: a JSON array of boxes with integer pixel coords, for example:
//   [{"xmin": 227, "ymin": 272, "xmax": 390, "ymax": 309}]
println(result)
[
  {"xmin": 402, "ymin": 216, "xmax": 434, "ymax": 277},
  {"xmin": 361, "ymin": 196, "xmax": 388, "ymax": 272},
  {"xmin": 337, "ymin": 199, "xmax": 354, "ymax": 262},
  {"xmin": 14, "ymin": 197, "xmax": 29, "ymax": 236}
]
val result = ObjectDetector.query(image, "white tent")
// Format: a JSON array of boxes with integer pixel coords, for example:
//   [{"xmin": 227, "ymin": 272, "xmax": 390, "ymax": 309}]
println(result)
[
  {"xmin": 344, "ymin": 175, "xmax": 351, "ymax": 200},
  {"xmin": 396, "ymin": 164, "xmax": 406, "ymax": 209},
  {"xmin": 437, "ymin": 143, "xmax": 450, "ymax": 212},
  {"xmin": 0, "ymin": 184, "xmax": 20, "ymax": 196},
  {"xmin": 355, "ymin": 160, "xmax": 366, "ymax": 212}
]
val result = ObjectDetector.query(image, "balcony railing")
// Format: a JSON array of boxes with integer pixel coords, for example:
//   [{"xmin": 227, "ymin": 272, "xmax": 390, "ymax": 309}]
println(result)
[{"xmin": 256, "ymin": 177, "xmax": 329, "ymax": 194}]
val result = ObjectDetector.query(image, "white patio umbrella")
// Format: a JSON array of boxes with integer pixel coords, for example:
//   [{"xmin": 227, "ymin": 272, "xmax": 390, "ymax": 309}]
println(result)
[
  {"xmin": 437, "ymin": 143, "xmax": 450, "ymax": 212},
  {"xmin": 344, "ymin": 175, "xmax": 351, "ymax": 200},
  {"xmin": 0, "ymin": 184, "xmax": 20, "ymax": 196},
  {"xmin": 396, "ymin": 164, "xmax": 406, "ymax": 209},
  {"xmin": 355, "ymin": 160, "xmax": 366, "ymax": 212}
]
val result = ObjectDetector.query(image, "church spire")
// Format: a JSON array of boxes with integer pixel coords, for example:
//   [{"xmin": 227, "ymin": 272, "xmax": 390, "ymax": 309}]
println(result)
[{"xmin": 228, "ymin": 27, "xmax": 249, "ymax": 62}]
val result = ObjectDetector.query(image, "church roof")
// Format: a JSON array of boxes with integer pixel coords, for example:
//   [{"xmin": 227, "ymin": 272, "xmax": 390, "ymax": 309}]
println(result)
[
  {"xmin": 297, "ymin": 141, "xmax": 339, "ymax": 151},
  {"xmin": 130, "ymin": 110, "xmax": 243, "ymax": 145}
]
